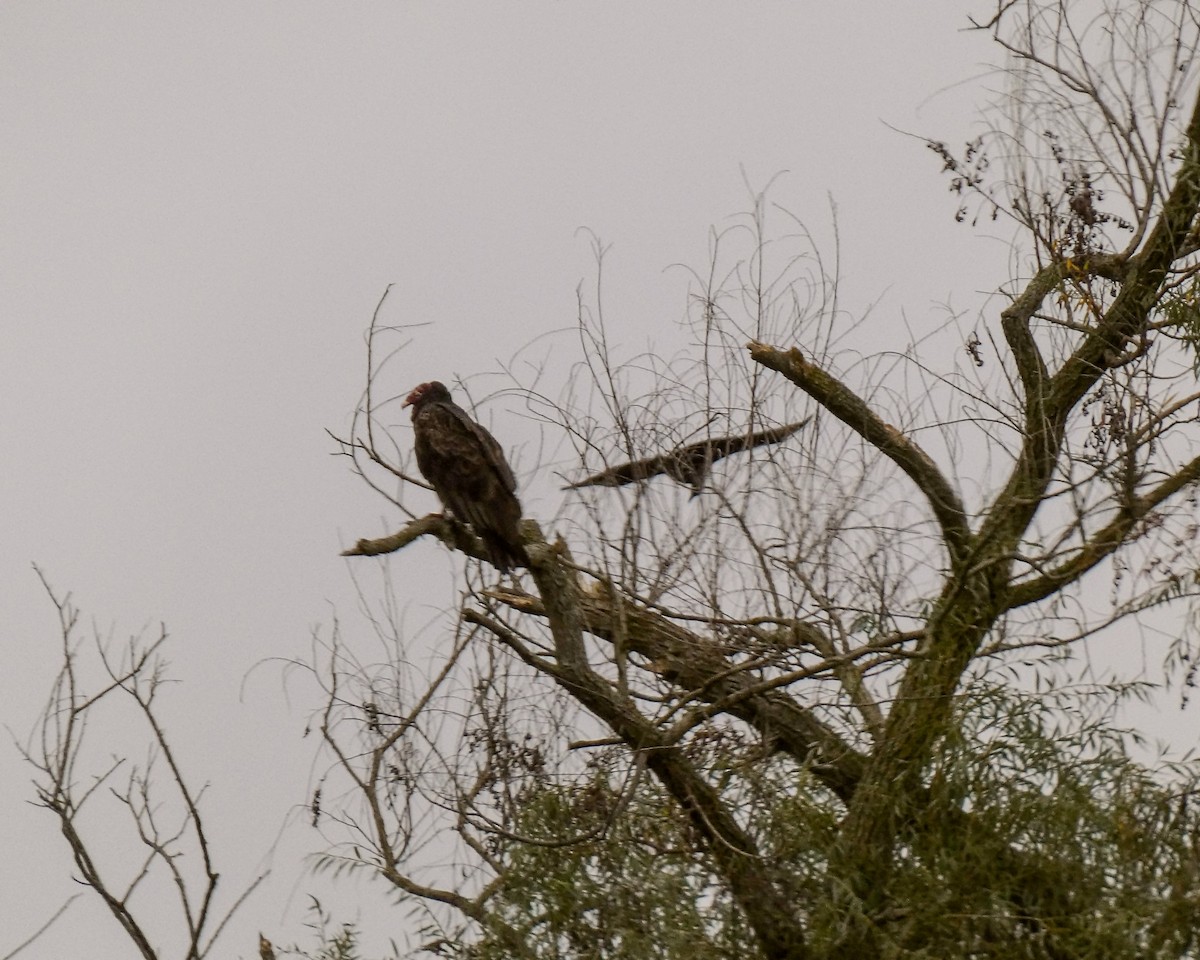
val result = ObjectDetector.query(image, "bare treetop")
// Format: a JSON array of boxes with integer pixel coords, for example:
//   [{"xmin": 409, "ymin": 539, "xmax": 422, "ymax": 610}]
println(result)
[{"xmin": 325, "ymin": 6, "xmax": 1200, "ymax": 956}]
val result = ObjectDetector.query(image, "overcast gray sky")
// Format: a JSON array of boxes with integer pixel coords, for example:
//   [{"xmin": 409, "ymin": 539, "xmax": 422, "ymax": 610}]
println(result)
[{"xmin": 1, "ymin": 3, "xmax": 1055, "ymax": 957}]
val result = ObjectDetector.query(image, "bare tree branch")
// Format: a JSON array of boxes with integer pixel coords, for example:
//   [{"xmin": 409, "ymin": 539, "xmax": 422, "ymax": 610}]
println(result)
[
  {"xmin": 747, "ymin": 341, "xmax": 972, "ymax": 566},
  {"xmin": 21, "ymin": 570, "xmax": 264, "ymax": 960}
]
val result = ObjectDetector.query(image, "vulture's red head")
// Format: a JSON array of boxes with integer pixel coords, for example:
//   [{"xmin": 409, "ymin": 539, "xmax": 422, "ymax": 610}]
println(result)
[{"xmin": 403, "ymin": 381, "xmax": 452, "ymax": 413}]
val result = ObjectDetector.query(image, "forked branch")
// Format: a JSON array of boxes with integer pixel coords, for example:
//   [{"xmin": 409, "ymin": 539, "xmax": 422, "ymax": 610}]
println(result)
[{"xmin": 747, "ymin": 341, "xmax": 971, "ymax": 566}]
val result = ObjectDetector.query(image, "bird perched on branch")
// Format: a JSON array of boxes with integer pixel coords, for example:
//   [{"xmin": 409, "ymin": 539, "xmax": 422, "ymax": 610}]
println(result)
[
  {"xmin": 564, "ymin": 418, "xmax": 809, "ymax": 497},
  {"xmin": 404, "ymin": 381, "xmax": 530, "ymax": 572}
]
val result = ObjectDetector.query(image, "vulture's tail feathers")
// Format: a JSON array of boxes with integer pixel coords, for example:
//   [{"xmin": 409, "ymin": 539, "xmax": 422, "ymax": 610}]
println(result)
[{"xmin": 483, "ymin": 532, "xmax": 530, "ymax": 573}]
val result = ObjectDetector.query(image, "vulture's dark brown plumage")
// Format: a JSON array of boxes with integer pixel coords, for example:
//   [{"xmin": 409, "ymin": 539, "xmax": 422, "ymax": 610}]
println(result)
[
  {"xmin": 404, "ymin": 381, "xmax": 530, "ymax": 572},
  {"xmin": 564, "ymin": 418, "xmax": 810, "ymax": 497}
]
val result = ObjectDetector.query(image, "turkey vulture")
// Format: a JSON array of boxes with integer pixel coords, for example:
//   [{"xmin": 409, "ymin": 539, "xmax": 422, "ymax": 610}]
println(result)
[
  {"xmin": 564, "ymin": 418, "xmax": 809, "ymax": 497},
  {"xmin": 404, "ymin": 381, "xmax": 530, "ymax": 572}
]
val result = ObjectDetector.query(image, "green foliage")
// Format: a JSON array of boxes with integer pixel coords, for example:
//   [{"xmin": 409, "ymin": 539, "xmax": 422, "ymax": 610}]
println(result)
[
  {"xmin": 466, "ymin": 761, "xmax": 754, "ymax": 960},
  {"xmin": 1158, "ymin": 280, "xmax": 1200, "ymax": 374},
  {"xmin": 902, "ymin": 680, "xmax": 1200, "ymax": 959},
  {"xmin": 461, "ymin": 683, "xmax": 1199, "ymax": 960},
  {"xmin": 281, "ymin": 898, "xmax": 399, "ymax": 960}
]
